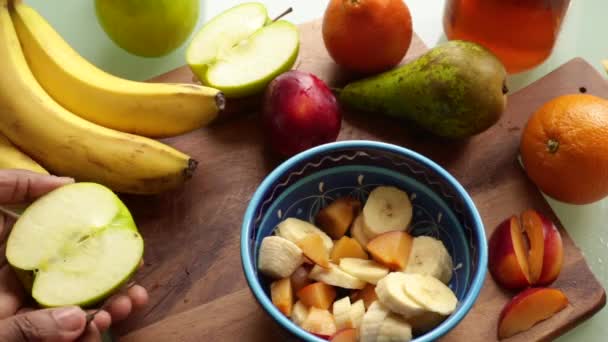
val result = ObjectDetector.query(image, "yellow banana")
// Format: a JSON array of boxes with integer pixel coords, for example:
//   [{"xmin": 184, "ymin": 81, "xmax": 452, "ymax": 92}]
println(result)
[
  {"xmin": 0, "ymin": 133, "xmax": 48, "ymax": 174},
  {"xmin": 0, "ymin": 1, "xmax": 195, "ymax": 194},
  {"xmin": 11, "ymin": 1, "xmax": 224, "ymax": 138}
]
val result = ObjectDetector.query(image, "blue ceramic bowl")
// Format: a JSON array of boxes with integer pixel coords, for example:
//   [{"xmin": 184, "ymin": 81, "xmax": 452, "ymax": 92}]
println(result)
[{"xmin": 241, "ymin": 141, "xmax": 487, "ymax": 342}]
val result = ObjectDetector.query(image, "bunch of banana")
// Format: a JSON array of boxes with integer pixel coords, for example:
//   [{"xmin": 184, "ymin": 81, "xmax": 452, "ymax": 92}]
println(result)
[
  {"xmin": 11, "ymin": 1, "xmax": 224, "ymax": 138},
  {"xmin": 0, "ymin": 0, "xmax": 224, "ymax": 194},
  {"xmin": 0, "ymin": 133, "xmax": 47, "ymax": 174}
]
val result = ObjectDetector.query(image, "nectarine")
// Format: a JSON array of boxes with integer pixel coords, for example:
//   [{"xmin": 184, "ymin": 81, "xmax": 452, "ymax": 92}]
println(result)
[
  {"xmin": 523, "ymin": 210, "xmax": 563, "ymax": 286},
  {"xmin": 498, "ymin": 287, "xmax": 568, "ymax": 339},
  {"xmin": 490, "ymin": 211, "xmax": 564, "ymax": 290},
  {"xmin": 489, "ymin": 216, "xmax": 531, "ymax": 289}
]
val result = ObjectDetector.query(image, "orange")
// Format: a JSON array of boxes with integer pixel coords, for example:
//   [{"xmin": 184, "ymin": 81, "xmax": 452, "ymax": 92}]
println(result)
[
  {"xmin": 521, "ymin": 94, "xmax": 608, "ymax": 204},
  {"xmin": 322, "ymin": 0, "xmax": 413, "ymax": 74}
]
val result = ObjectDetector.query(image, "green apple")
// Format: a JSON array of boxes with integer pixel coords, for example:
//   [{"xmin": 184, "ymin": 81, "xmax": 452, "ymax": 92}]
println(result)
[
  {"xmin": 187, "ymin": 3, "xmax": 300, "ymax": 98},
  {"xmin": 95, "ymin": 0, "xmax": 199, "ymax": 57},
  {"xmin": 6, "ymin": 183, "xmax": 143, "ymax": 307}
]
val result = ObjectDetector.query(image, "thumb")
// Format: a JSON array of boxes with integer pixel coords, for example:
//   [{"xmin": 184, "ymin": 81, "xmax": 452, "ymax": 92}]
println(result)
[{"xmin": 0, "ymin": 307, "xmax": 87, "ymax": 342}]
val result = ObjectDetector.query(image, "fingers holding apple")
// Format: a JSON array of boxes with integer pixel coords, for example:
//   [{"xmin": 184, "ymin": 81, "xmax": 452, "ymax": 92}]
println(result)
[
  {"xmin": 5, "ymin": 183, "xmax": 144, "ymax": 308},
  {"xmin": 489, "ymin": 210, "xmax": 564, "ymax": 290}
]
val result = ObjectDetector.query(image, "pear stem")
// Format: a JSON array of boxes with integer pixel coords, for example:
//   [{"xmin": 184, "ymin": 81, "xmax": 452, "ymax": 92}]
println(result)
[
  {"xmin": 273, "ymin": 7, "xmax": 293, "ymax": 22},
  {"xmin": 0, "ymin": 206, "xmax": 20, "ymax": 219}
]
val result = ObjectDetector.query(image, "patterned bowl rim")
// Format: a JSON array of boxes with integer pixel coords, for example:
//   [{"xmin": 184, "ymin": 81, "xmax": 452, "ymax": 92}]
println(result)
[{"xmin": 241, "ymin": 140, "xmax": 488, "ymax": 342}]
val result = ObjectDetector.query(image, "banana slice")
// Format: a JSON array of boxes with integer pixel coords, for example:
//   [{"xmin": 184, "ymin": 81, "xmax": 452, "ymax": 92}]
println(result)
[
  {"xmin": 377, "ymin": 314, "xmax": 413, "ymax": 342},
  {"xmin": 363, "ymin": 186, "xmax": 413, "ymax": 238},
  {"xmin": 339, "ymin": 258, "xmax": 389, "ymax": 285},
  {"xmin": 401, "ymin": 273, "xmax": 458, "ymax": 316},
  {"xmin": 276, "ymin": 218, "xmax": 334, "ymax": 252},
  {"xmin": 333, "ymin": 296, "xmax": 352, "ymax": 330},
  {"xmin": 404, "ymin": 236, "xmax": 453, "ymax": 284},
  {"xmin": 360, "ymin": 301, "xmax": 391, "ymax": 342},
  {"xmin": 350, "ymin": 299, "xmax": 366, "ymax": 329},
  {"xmin": 258, "ymin": 236, "xmax": 304, "ymax": 279},
  {"xmin": 292, "ymin": 300, "xmax": 309, "ymax": 326},
  {"xmin": 309, "ymin": 263, "xmax": 366, "ymax": 289},
  {"xmin": 375, "ymin": 272, "xmax": 426, "ymax": 319},
  {"xmin": 351, "ymin": 213, "xmax": 371, "ymax": 247}
]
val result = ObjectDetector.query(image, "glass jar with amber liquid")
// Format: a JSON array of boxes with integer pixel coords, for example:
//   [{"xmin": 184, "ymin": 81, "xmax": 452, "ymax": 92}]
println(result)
[{"xmin": 443, "ymin": 0, "xmax": 571, "ymax": 73}]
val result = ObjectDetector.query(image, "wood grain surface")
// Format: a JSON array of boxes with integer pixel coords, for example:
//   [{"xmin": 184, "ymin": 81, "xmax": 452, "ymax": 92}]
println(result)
[{"xmin": 117, "ymin": 19, "xmax": 605, "ymax": 341}]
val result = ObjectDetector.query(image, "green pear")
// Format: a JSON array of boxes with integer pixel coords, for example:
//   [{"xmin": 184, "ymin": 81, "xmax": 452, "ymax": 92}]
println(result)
[
  {"xmin": 187, "ymin": 3, "xmax": 299, "ymax": 98},
  {"xmin": 6, "ymin": 183, "xmax": 143, "ymax": 308},
  {"xmin": 339, "ymin": 41, "xmax": 508, "ymax": 139}
]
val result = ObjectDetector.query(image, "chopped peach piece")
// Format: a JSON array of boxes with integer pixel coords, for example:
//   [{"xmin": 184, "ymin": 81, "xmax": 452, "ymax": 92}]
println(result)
[
  {"xmin": 297, "ymin": 282, "xmax": 337, "ymax": 310},
  {"xmin": 316, "ymin": 197, "xmax": 361, "ymax": 239},
  {"xmin": 301, "ymin": 307, "xmax": 337, "ymax": 337},
  {"xmin": 297, "ymin": 234, "xmax": 330, "ymax": 268},
  {"xmin": 489, "ymin": 216, "xmax": 532, "ymax": 289},
  {"xmin": 271, "ymin": 278, "xmax": 293, "ymax": 317},
  {"xmin": 330, "ymin": 328, "xmax": 358, "ymax": 342},
  {"xmin": 498, "ymin": 288, "xmax": 568, "ymax": 339},
  {"xmin": 330, "ymin": 236, "xmax": 368, "ymax": 263},
  {"xmin": 522, "ymin": 210, "xmax": 564, "ymax": 286},
  {"xmin": 366, "ymin": 231, "xmax": 413, "ymax": 270},
  {"xmin": 350, "ymin": 284, "xmax": 377, "ymax": 309}
]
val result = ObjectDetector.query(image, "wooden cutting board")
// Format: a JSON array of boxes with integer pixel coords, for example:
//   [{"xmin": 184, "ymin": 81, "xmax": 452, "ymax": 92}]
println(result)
[{"xmin": 117, "ymin": 20, "xmax": 605, "ymax": 341}]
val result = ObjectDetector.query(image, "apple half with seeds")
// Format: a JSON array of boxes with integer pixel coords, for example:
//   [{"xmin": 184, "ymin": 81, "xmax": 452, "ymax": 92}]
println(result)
[
  {"xmin": 6, "ymin": 183, "xmax": 144, "ymax": 307},
  {"xmin": 187, "ymin": 2, "xmax": 300, "ymax": 98}
]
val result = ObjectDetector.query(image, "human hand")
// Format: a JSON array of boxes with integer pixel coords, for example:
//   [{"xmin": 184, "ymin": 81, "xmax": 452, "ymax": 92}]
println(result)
[{"xmin": 0, "ymin": 170, "xmax": 149, "ymax": 341}]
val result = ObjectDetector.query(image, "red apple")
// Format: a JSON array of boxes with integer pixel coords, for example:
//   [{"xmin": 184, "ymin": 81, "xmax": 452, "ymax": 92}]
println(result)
[
  {"xmin": 488, "ymin": 216, "xmax": 531, "ymax": 290},
  {"xmin": 262, "ymin": 71, "xmax": 341, "ymax": 157},
  {"xmin": 498, "ymin": 287, "xmax": 568, "ymax": 339},
  {"xmin": 522, "ymin": 210, "xmax": 563, "ymax": 286}
]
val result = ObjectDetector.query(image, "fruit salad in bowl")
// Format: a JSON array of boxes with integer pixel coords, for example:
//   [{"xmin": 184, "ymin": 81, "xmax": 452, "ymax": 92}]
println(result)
[{"xmin": 241, "ymin": 141, "xmax": 487, "ymax": 341}]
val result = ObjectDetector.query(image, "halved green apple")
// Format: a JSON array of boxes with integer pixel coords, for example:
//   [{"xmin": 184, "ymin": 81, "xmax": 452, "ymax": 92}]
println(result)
[
  {"xmin": 187, "ymin": 2, "xmax": 300, "ymax": 98},
  {"xmin": 6, "ymin": 183, "xmax": 143, "ymax": 307}
]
